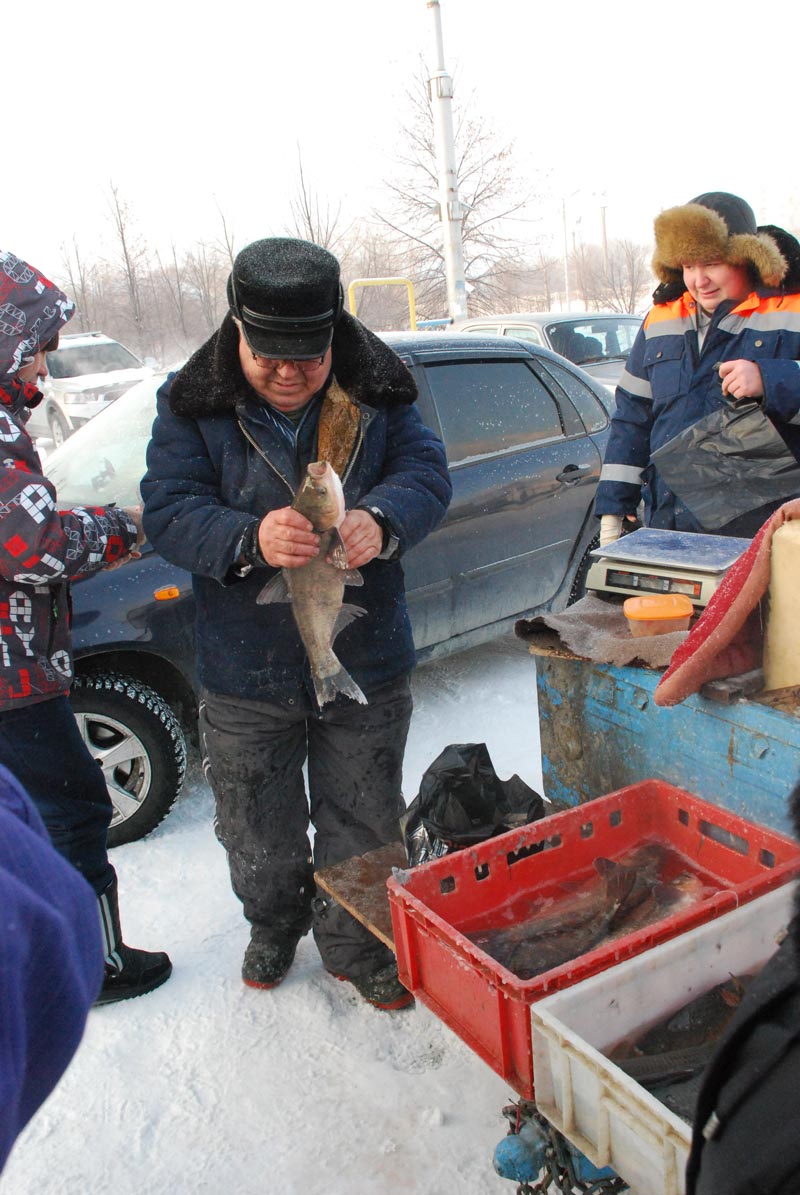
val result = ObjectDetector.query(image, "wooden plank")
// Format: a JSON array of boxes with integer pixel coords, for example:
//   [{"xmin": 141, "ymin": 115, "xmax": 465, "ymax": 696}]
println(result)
[{"xmin": 315, "ymin": 842, "xmax": 408, "ymax": 952}]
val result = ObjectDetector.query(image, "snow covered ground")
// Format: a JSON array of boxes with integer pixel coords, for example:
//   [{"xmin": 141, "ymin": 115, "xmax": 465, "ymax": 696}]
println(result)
[{"xmin": 4, "ymin": 635, "xmax": 545, "ymax": 1195}]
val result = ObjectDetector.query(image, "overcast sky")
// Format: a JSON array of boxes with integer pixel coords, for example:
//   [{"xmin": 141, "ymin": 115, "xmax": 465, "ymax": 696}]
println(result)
[{"xmin": 10, "ymin": 0, "xmax": 800, "ymax": 287}]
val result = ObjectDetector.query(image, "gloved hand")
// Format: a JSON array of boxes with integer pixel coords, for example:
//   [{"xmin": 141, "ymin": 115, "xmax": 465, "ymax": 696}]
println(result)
[{"xmin": 599, "ymin": 514, "xmax": 623, "ymax": 547}]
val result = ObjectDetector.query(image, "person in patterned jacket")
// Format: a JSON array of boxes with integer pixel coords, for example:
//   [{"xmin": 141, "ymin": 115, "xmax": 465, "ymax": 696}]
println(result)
[
  {"xmin": 0, "ymin": 248, "xmax": 171, "ymax": 1004},
  {"xmin": 595, "ymin": 191, "xmax": 800, "ymax": 543}
]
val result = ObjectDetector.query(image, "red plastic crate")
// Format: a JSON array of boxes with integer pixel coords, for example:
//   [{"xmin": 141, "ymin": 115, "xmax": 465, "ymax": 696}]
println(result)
[{"xmin": 387, "ymin": 778, "xmax": 800, "ymax": 1098}]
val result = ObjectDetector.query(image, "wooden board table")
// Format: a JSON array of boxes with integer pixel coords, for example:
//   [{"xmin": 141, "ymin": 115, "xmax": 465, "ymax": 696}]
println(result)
[{"xmin": 315, "ymin": 841, "xmax": 408, "ymax": 952}]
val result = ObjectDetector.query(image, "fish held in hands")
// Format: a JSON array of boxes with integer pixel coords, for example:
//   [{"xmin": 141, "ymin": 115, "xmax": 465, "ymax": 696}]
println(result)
[{"xmin": 257, "ymin": 461, "xmax": 367, "ymax": 707}]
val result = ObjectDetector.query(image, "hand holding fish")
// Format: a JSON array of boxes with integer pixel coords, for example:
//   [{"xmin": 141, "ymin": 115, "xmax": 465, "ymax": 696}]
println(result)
[
  {"xmin": 255, "ymin": 507, "xmax": 321, "ymax": 569},
  {"xmin": 336, "ymin": 509, "xmax": 383, "ymax": 569}
]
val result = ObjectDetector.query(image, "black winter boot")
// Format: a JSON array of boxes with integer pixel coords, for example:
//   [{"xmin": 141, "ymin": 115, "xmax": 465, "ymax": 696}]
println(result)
[
  {"xmin": 242, "ymin": 927, "xmax": 298, "ymax": 989},
  {"xmin": 329, "ymin": 961, "xmax": 414, "ymax": 1011},
  {"xmin": 95, "ymin": 875, "xmax": 172, "ymax": 1006}
]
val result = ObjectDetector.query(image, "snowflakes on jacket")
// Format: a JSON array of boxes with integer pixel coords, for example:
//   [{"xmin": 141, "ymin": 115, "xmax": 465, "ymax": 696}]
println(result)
[{"xmin": 0, "ymin": 398, "xmax": 138, "ymax": 709}]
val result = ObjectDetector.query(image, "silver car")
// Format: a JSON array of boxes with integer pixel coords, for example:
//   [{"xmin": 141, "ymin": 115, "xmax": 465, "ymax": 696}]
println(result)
[
  {"xmin": 26, "ymin": 330, "xmax": 153, "ymax": 446},
  {"xmin": 454, "ymin": 311, "xmax": 642, "ymax": 393}
]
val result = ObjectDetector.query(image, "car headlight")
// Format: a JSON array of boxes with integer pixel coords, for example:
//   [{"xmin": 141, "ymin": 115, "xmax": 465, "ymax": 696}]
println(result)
[{"xmin": 63, "ymin": 386, "xmax": 108, "ymax": 403}]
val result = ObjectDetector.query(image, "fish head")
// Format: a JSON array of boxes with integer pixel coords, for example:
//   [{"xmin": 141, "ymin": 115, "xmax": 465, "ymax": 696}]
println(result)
[{"xmin": 293, "ymin": 461, "xmax": 345, "ymax": 531}]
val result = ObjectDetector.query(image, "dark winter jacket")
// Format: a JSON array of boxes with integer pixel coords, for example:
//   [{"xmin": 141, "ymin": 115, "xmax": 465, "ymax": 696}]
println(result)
[
  {"xmin": 685, "ymin": 904, "xmax": 800, "ymax": 1194},
  {"xmin": 594, "ymin": 286, "xmax": 800, "ymax": 536},
  {"xmin": 0, "ymin": 762, "xmax": 103, "ymax": 1171},
  {"xmin": 141, "ymin": 313, "xmax": 452, "ymax": 707},
  {"xmin": 0, "ymin": 390, "xmax": 140, "ymax": 711}
]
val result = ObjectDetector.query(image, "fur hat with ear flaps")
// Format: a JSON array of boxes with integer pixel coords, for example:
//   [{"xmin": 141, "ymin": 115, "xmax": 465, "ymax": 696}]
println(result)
[{"xmin": 652, "ymin": 191, "xmax": 787, "ymax": 290}]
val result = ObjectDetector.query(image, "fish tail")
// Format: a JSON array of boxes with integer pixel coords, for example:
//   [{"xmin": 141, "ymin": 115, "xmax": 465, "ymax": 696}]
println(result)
[{"xmin": 313, "ymin": 664, "xmax": 368, "ymax": 707}]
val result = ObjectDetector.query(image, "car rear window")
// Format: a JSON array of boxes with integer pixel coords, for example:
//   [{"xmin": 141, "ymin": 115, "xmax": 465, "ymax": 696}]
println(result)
[
  {"xmin": 423, "ymin": 360, "xmax": 563, "ymax": 464},
  {"xmin": 541, "ymin": 360, "xmax": 610, "ymax": 430},
  {"xmin": 503, "ymin": 324, "xmax": 544, "ymax": 346}
]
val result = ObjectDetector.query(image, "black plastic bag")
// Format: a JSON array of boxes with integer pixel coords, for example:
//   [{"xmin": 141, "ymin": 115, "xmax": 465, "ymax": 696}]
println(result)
[
  {"xmin": 402, "ymin": 743, "xmax": 545, "ymax": 866},
  {"xmin": 651, "ymin": 400, "xmax": 800, "ymax": 530}
]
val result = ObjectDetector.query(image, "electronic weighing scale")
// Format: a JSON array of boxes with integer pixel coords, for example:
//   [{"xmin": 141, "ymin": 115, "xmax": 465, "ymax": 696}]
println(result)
[{"xmin": 584, "ymin": 527, "xmax": 751, "ymax": 608}]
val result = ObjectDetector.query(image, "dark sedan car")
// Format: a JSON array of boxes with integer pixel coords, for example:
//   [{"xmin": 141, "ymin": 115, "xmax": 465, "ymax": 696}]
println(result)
[{"xmin": 46, "ymin": 333, "xmax": 610, "ymax": 844}]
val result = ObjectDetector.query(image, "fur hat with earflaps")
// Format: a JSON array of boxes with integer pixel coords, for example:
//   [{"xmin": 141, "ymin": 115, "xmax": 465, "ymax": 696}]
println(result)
[{"xmin": 652, "ymin": 191, "xmax": 787, "ymax": 289}]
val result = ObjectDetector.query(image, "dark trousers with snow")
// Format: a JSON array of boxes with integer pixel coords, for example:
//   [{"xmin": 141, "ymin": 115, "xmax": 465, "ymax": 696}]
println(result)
[
  {"xmin": 200, "ymin": 676, "xmax": 412, "ymax": 979},
  {"xmin": 0, "ymin": 695, "xmax": 115, "ymax": 895}
]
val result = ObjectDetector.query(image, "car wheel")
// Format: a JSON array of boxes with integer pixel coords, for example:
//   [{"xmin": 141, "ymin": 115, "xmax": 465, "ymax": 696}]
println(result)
[
  {"xmin": 69, "ymin": 672, "xmax": 188, "ymax": 847},
  {"xmin": 48, "ymin": 410, "xmax": 70, "ymax": 448},
  {"xmin": 567, "ymin": 533, "xmax": 600, "ymax": 605}
]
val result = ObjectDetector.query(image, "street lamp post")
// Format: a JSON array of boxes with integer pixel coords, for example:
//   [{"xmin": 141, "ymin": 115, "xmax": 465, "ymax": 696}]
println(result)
[{"xmin": 427, "ymin": 0, "xmax": 468, "ymax": 322}]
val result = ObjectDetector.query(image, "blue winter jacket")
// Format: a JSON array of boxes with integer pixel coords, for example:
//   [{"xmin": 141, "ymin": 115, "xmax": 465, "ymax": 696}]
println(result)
[
  {"xmin": 0, "ymin": 763, "xmax": 103, "ymax": 1171},
  {"xmin": 141, "ymin": 314, "xmax": 452, "ymax": 708},
  {"xmin": 594, "ymin": 288, "xmax": 800, "ymax": 535}
]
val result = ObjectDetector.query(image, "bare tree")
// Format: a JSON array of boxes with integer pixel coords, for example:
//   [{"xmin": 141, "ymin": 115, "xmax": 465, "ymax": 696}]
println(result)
[
  {"xmin": 60, "ymin": 239, "xmax": 97, "ymax": 331},
  {"xmin": 602, "ymin": 240, "xmax": 653, "ymax": 313},
  {"xmin": 214, "ymin": 201, "xmax": 236, "ymax": 270},
  {"xmin": 287, "ymin": 151, "xmax": 351, "ymax": 257},
  {"xmin": 185, "ymin": 242, "xmax": 228, "ymax": 339},
  {"xmin": 377, "ymin": 64, "xmax": 538, "ymax": 319},
  {"xmin": 107, "ymin": 183, "xmax": 150, "ymax": 352},
  {"xmin": 155, "ymin": 244, "xmax": 190, "ymax": 348}
]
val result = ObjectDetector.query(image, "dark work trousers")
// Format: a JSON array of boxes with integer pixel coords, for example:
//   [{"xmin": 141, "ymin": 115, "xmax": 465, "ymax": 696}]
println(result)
[
  {"xmin": 0, "ymin": 695, "xmax": 115, "ymax": 895},
  {"xmin": 200, "ymin": 676, "xmax": 412, "ymax": 979}
]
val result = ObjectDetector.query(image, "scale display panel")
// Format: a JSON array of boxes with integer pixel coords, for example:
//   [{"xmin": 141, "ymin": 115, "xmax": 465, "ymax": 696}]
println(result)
[{"xmin": 585, "ymin": 528, "xmax": 751, "ymax": 606}]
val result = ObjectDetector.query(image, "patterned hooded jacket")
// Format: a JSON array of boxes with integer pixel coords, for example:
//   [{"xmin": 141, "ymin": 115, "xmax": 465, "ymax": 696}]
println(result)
[
  {"xmin": 0, "ymin": 251, "xmax": 139, "ymax": 709},
  {"xmin": 594, "ymin": 205, "xmax": 800, "ymax": 537}
]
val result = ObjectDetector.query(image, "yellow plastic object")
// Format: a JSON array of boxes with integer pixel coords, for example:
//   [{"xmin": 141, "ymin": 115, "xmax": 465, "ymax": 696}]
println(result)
[
  {"xmin": 764, "ymin": 521, "xmax": 800, "ymax": 689},
  {"xmin": 154, "ymin": 586, "xmax": 181, "ymax": 601},
  {"xmin": 623, "ymin": 594, "xmax": 693, "ymax": 637},
  {"xmin": 347, "ymin": 278, "xmax": 417, "ymax": 330}
]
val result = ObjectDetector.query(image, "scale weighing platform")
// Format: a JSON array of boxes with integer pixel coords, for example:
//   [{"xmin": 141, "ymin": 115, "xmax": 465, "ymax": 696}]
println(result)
[{"xmin": 585, "ymin": 527, "xmax": 751, "ymax": 607}]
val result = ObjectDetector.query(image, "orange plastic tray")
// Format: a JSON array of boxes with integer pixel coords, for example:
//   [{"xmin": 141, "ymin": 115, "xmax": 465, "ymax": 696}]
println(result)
[{"xmin": 387, "ymin": 778, "xmax": 800, "ymax": 1097}]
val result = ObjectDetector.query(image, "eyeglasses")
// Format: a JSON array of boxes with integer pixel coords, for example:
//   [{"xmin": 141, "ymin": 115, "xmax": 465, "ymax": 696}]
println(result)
[{"xmin": 251, "ymin": 353, "xmax": 327, "ymax": 373}]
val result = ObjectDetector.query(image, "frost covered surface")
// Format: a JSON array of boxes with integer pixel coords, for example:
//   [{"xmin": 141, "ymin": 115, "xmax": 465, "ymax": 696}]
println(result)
[{"xmin": 4, "ymin": 636, "xmax": 544, "ymax": 1194}]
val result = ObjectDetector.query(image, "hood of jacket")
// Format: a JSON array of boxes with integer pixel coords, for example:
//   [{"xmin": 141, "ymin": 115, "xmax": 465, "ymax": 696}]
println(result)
[
  {"xmin": 168, "ymin": 310, "xmax": 418, "ymax": 418},
  {"xmin": 0, "ymin": 250, "xmax": 74, "ymax": 377}
]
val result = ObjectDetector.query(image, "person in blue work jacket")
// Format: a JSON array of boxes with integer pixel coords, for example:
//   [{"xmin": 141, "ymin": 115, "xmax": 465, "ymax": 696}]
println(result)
[
  {"xmin": 595, "ymin": 191, "xmax": 800, "ymax": 545},
  {"xmin": 141, "ymin": 238, "xmax": 452, "ymax": 1009}
]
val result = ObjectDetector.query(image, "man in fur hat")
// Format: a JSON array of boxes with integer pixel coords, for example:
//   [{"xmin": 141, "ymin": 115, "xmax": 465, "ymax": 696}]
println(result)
[
  {"xmin": 595, "ymin": 191, "xmax": 800, "ymax": 542},
  {"xmin": 141, "ymin": 238, "xmax": 452, "ymax": 1009}
]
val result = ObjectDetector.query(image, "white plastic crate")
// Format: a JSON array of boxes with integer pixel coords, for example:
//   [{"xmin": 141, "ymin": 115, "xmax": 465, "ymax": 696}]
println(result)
[{"xmin": 530, "ymin": 882, "xmax": 795, "ymax": 1195}]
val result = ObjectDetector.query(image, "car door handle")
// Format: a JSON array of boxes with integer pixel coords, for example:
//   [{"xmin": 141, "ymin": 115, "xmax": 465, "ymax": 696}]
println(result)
[{"xmin": 556, "ymin": 464, "xmax": 590, "ymax": 484}]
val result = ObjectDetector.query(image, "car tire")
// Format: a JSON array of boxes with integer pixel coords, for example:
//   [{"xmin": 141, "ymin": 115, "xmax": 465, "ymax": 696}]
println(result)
[
  {"xmin": 567, "ymin": 533, "xmax": 600, "ymax": 605},
  {"xmin": 69, "ymin": 672, "xmax": 188, "ymax": 847},
  {"xmin": 48, "ymin": 410, "xmax": 70, "ymax": 448}
]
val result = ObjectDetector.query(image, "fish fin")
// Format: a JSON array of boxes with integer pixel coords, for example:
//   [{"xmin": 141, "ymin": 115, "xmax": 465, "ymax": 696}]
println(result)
[
  {"xmin": 313, "ymin": 664, "xmax": 368, "ymax": 707},
  {"xmin": 256, "ymin": 572, "xmax": 290, "ymax": 605},
  {"xmin": 342, "ymin": 568, "xmax": 364, "ymax": 587},
  {"xmin": 595, "ymin": 857, "xmax": 638, "ymax": 914},
  {"xmin": 332, "ymin": 604, "xmax": 368, "ymax": 636},
  {"xmin": 327, "ymin": 530, "xmax": 349, "ymax": 569}
]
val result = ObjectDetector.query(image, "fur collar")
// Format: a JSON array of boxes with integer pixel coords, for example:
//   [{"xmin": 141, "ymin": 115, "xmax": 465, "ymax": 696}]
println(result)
[{"xmin": 168, "ymin": 311, "xmax": 417, "ymax": 418}]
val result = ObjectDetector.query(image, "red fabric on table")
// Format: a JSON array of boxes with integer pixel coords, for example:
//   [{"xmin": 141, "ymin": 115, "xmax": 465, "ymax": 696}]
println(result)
[{"xmin": 654, "ymin": 498, "xmax": 800, "ymax": 707}]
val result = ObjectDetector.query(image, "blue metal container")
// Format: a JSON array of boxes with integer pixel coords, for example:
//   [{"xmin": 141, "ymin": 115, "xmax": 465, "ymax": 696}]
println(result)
[{"xmin": 535, "ymin": 652, "xmax": 797, "ymax": 837}]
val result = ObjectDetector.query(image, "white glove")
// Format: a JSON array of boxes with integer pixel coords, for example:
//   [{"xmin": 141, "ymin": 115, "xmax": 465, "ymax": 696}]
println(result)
[{"xmin": 599, "ymin": 514, "xmax": 623, "ymax": 547}]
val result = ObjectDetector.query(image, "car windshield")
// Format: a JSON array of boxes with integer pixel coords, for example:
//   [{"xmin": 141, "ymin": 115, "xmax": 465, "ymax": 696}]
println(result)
[
  {"xmin": 46, "ymin": 375, "xmax": 162, "ymax": 508},
  {"xmin": 544, "ymin": 318, "xmax": 641, "ymax": 366},
  {"xmin": 47, "ymin": 342, "xmax": 142, "ymax": 378}
]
